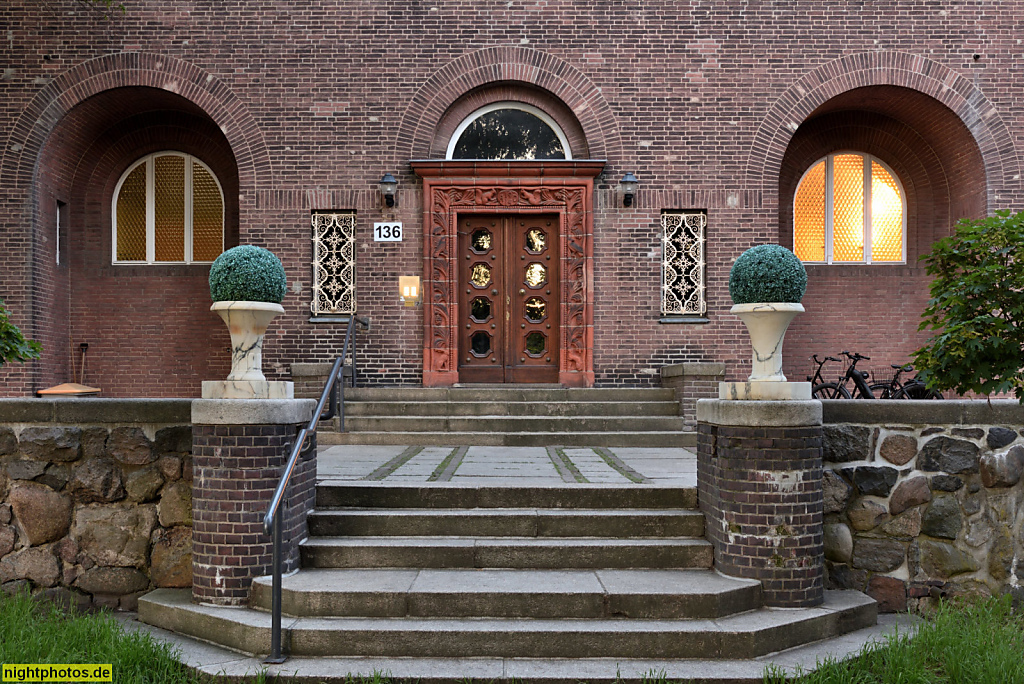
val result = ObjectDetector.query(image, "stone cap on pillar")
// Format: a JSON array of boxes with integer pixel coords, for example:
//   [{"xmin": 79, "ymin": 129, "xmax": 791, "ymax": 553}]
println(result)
[
  {"xmin": 192, "ymin": 399, "xmax": 316, "ymax": 425},
  {"xmin": 697, "ymin": 398, "xmax": 822, "ymax": 427}
]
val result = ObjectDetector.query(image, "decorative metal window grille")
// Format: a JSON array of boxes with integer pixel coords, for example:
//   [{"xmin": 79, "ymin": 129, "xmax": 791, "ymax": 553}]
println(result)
[
  {"xmin": 311, "ymin": 211, "xmax": 356, "ymax": 315},
  {"xmin": 661, "ymin": 211, "xmax": 707, "ymax": 316}
]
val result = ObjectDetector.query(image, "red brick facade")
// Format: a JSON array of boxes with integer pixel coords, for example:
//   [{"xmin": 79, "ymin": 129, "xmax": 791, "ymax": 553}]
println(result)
[{"xmin": 2, "ymin": 2, "xmax": 1022, "ymax": 396}]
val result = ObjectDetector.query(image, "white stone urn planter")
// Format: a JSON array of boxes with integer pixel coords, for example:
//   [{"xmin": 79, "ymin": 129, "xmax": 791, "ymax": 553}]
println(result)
[
  {"xmin": 212, "ymin": 300, "xmax": 284, "ymax": 382},
  {"xmin": 202, "ymin": 301, "xmax": 293, "ymax": 399},
  {"xmin": 731, "ymin": 302, "xmax": 804, "ymax": 382}
]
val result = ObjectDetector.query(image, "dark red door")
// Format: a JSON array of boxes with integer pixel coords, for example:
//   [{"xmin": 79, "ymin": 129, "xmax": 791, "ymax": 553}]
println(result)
[{"xmin": 458, "ymin": 214, "xmax": 560, "ymax": 383}]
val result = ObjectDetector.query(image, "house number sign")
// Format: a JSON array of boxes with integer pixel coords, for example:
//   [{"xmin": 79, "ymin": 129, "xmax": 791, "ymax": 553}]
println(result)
[{"xmin": 373, "ymin": 222, "xmax": 403, "ymax": 242}]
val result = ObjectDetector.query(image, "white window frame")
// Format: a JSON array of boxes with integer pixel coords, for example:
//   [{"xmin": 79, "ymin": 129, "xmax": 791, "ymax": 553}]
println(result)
[
  {"xmin": 111, "ymin": 151, "xmax": 225, "ymax": 264},
  {"xmin": 793, "ymin": 152, "xmax": 907, "ymax": 265},
  {"xmin": 445, "ymin": 101, "xmax": 573, "ymax": 160}
]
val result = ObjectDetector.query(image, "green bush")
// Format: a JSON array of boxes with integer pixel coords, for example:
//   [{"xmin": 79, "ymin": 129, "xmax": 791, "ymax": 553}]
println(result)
[
  {"xmin": 208, "ymin": 245, "xmax": 287, "ymax": 303},
  {"xmin": 0, "ymin": 298, "xmax": 42, "ymax": 367},
  {"xmin": 728, "ymin": 244, "xmax": 807, "ymax": 304},
  {"xmin": 913, "ymin": 210, "xmax": 1024, "ymax": 401}
]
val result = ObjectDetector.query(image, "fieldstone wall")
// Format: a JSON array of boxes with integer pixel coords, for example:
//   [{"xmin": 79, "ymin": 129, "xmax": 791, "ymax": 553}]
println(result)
[
  {"xmin": 821, "ymin": 401, "xmax": 1024, "ymax": 613},
  {"xmin": 0, "ymin": 399, "xmax": 193, "ymax": 611}
]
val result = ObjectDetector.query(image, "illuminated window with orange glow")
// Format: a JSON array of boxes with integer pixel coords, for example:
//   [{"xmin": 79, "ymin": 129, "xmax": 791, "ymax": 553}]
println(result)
[
  {"xmin": 112, "ymin": 152, "xmax": 224, "ymax": 264},
  {"xmin": 793, "ymin": 153, "xmax": 905, "ymax": 264}
]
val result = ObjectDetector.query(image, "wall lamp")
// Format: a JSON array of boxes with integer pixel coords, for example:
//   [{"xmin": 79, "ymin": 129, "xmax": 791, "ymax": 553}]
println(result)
[
  {"xmin": 620, "ymin": 172, "xmax": 639, "ymax": 207},
  {"xmin": 379, "ymin": 173, "xmax": 398, "ymax": 208},
  {"xmin": 400, "ymin": 276, "xmax": 421, "ymax": 307}
]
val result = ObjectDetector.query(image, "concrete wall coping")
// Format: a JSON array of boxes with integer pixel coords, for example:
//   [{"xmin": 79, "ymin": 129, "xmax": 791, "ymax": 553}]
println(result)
[
  {"xmin": 192, "ymin": 399, "xmax": 316, "ymax": 425},
  {"xmin": 697, "ymin": 399, "xmax": 822, "ymax": 427},
  {"xmin": 822, "ymin": 399, "xmax": 1024, "ymax": 425},
  {"xmin": 290, "ymin": 362, "xmax": 338, "ymax": 377},
  {"xmin": 661, "ymin": 362, "xmax": 727, "ymax": 379},
  {"xmin": 0, "ymin": 398, "xmax": 193, "ymax": 424}
]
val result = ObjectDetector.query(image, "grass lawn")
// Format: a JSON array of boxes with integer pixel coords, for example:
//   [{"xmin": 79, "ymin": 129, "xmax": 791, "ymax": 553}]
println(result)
[
  {"xmin": 767, "ymin": 595, "xmax": 1024, "ymax": 684},
  {"xmin": 1, "ymin": 589, "xmax": 1021, "ymax": 683},
  {"xmin": 0, "ymin": 589, "xmax": 211, "ymax": 684}
]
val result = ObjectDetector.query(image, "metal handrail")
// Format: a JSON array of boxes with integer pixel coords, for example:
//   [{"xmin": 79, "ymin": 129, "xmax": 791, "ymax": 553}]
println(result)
[
  {"xmin": 338, "ymin": 315, "xmax": 370, "ymax": 432},
  {"xmin": 261, "ymin": 314, "xmax": 368, "ymax": 664}
]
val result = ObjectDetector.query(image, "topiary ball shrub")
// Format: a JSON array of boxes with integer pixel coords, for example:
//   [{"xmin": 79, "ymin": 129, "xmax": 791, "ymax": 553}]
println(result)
[
  {"xmin": 209, "ymin": 245, "xmax": 287, "ymax": 303},
  {"xmin": 729, "ymin": 244, "xmax": 807, "ymax": 304}
]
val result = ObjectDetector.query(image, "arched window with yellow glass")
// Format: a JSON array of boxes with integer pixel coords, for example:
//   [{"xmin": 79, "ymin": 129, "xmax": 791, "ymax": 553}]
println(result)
[
  {"xmin": 793, "ymin": 152, "xmax": 906, "ymax": 264},
  {"xmin": 112, "ymin": 152, "xmax": 225, "ymax": 264}
]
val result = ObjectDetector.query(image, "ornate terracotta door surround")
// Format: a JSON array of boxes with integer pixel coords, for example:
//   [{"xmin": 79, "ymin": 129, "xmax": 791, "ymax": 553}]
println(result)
[
  {"xmin": 411, "ymin": 161, "xmax": 603, "ymax": 387},
  {"xmin": 458, "ymin": 214, "xmax": 561, "ymax": 383}
]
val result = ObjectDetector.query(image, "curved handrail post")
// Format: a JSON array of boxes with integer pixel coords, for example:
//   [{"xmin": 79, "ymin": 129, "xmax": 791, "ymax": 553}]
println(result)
[
  {"xmin": 261, "ymin": 356, "xmax": 343, "ymax": 664},
  {"xmin": 261, "ymin": 314, "xmax": 371, "ymax": 664}
]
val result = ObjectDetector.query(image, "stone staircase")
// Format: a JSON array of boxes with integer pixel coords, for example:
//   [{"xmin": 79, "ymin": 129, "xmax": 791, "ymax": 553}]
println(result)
[
  {"xmin": 139, "ymin": 482, "xmax": 879, "ymax": 682},
  {"xmin": 318, "ymin": 386, "xmax": 697, "ymax": 447}
]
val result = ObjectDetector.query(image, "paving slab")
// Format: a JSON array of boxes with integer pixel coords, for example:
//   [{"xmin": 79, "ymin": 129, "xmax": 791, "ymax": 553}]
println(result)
[{"xmin": 317, "ymin": 444, "xmax": 697, "ymax": 487}]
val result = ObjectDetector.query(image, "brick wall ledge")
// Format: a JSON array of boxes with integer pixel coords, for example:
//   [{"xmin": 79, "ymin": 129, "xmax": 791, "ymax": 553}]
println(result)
[
  {"xmin": 661, "ymin": 362, "xmax": 726, "ymax": 379},
  {"xmin": 291, "ymin": 363, "xmax": 337, "ymax": 377},
  {"xmin": 697, "ymin": 398, "xmax": 821, "ymax": 427},
  {"xmin": 192, "ymin": 399, "xmax": 316, "ymax": 425},
  {"xmin": 821, "ymin": 399, "xmax": 1024, "ymax": 425},
  {"xmin": 0, "ymin": 398, "xmax": 192, "ymax": 424}
]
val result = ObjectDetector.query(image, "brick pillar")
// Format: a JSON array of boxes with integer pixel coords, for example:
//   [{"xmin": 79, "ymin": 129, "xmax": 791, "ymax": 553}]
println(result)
[
  {"xmin": 696, "ymin": 399, "xmax": 824, "ymax": 607},
  {"xmin": 191, "ymin": 399, "xmax": 316, "ymax": 606}
]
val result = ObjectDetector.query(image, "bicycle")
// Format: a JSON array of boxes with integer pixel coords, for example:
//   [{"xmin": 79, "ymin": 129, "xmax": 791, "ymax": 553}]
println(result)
[
  {"xmin": 808, "ymin": 354, "xmax": 850, "ymax": 399},
  {"xmin": 811, "ymin": 351, "xmax": 875, "ymax": 399},
  {"xmin": 869, "ymin": 362, "xmax": 944, "ymax": 399},
  {"xmin": 869, "ymin": 363, "xmax": 913, "ymax": 399}
]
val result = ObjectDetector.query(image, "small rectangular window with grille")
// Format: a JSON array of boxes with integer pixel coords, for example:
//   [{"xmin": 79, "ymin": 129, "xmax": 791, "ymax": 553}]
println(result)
[
  {"xmin": 311, "ymin": 210, "xmax": 357, "ymax": 316},
  {"xmin": 661, "ymin": 210, "xmax": 707, "ymax": 316}
]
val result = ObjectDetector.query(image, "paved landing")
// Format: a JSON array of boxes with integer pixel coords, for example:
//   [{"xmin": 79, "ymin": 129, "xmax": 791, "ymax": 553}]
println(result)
[{"xmin": 316, "ymin": 445, "xmax": 697, "ymax": 487}]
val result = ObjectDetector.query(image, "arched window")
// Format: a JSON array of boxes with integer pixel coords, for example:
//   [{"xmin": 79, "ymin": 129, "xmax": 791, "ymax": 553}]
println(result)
[
  {"xmin": 447, "ymin": 102, "xmax": 571, "ymax": 160},
  {"xmin": 112, "ymin": 152, "xmax": 225, "ymax": 264},
  {"xmin": 793, "ymin": 152, "xmax": 906, "ymax": 264}
]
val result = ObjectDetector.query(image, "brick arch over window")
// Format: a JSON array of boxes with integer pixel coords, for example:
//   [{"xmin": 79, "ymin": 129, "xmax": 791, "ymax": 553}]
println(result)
[
  {"xmin": 396, "ymin": 47, "xmax": 620, "ymax": 161},
  {"xmin": 0, "ymin": 52, "xmax": 272, "ymax": 202},
  {"xmin": 430, "ymin": 84, "xmax": 590, "ymax": 160},
  {"xmin": 747, "ymin": 51, "xmax": 1019, "ymax": 209},
  {"xmin": 771, "ymin": 75, "xmax": 1016, "ymax": 388},
  {"xmin": 779, "ymin": 108, "xmax": 951, "ymax": 264},
  {"xmin": 0, "ymin": 53, "xmax": 269, "ymax": 395}
]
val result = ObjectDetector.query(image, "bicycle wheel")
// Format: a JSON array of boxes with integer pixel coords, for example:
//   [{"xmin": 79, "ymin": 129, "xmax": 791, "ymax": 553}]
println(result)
[
  {"xmin": 869, "ymin": 383, "xmax": 895, "ymax": 399},
  {"xmin": 896, "ymin": 383, "xmax": 944, "ymax": 400},
  {"xmin": 812, "ymin": 382, "xmax": 851, "ymax": 399}
]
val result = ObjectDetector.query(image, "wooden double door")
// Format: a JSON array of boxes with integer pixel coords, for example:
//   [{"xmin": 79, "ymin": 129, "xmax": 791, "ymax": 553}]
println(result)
[{"xmin": 458, "ymin": 214, "xmax": 560, "ymax": 383}]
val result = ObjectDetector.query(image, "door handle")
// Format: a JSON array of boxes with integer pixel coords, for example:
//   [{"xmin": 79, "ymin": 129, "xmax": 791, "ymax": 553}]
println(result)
[{"xmin": 519, "ymin": 289, "xmax": 525, "ymax": 295}]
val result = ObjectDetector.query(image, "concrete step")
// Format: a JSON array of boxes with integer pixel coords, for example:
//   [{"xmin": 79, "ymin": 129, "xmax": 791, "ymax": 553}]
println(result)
[
  {"xmin": 345, "ymin": 387, "xmax": 679, "ymax": 403},
  {"xmin": 130, "ymin": 612, "xmax": 918, "ymax": 684},
  {"xmin": 342, "ymin": 416, "xmax": 685, "ymax": 433},
  {"xmin": 318, "ymin": 431, "xmax": 698, "ymax": 447},
  {"xmin": 315, "ymin": 483, "xmax": 698, "ymax": 510},
  {"xmin": 139, "ymin": 588, "xmax": 877, "ymax": 660},
  {"xmin": 344, "ymin": 400, "xmax": 682, "ymax": 417},
  {"xmin": 307, "ymin": 508, "xmax": 706, "ymax": 538},
  {"xmin": 249, "ymin": 569, "xmax": 761, "ymax": 619},
  {"xmin": 300, "ymin": 536, "xmax": 714, "ymax": 569}
]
